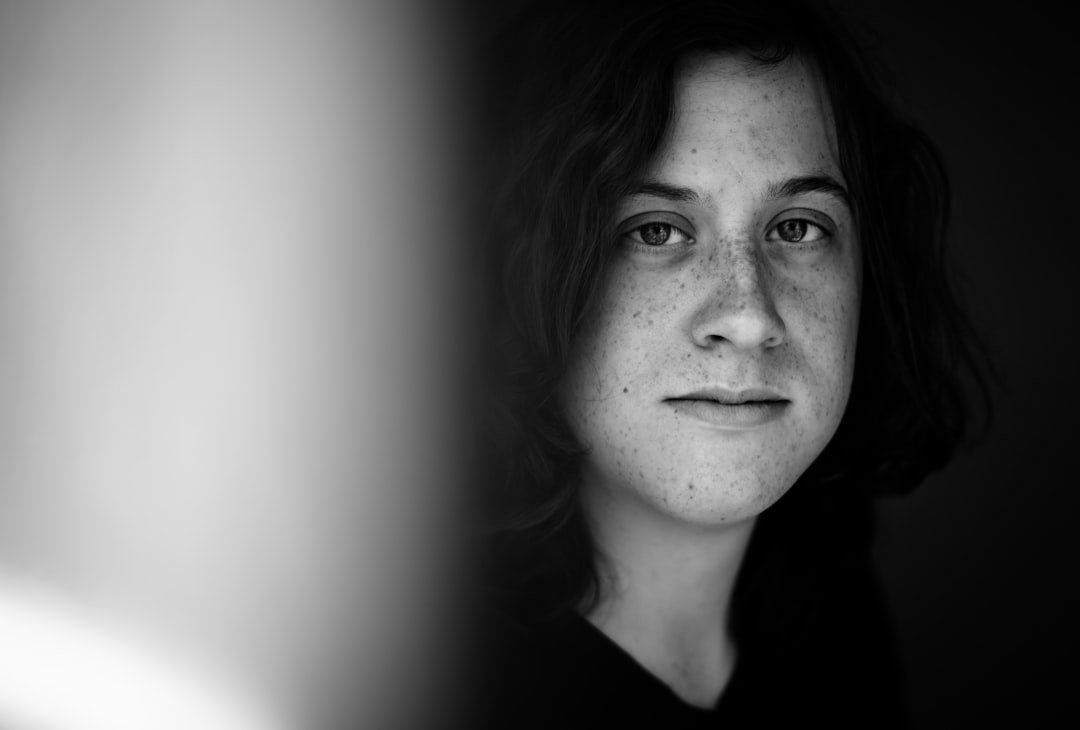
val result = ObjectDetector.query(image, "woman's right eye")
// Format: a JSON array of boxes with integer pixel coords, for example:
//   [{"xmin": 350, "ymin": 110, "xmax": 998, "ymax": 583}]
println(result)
[{"xmin": 621, "ymin": 221, "xmax": 695, "ymax": 248}]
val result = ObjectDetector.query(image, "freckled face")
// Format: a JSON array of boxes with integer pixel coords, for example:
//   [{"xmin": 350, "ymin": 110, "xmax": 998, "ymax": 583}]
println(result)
[{"xmin": 559, "ymin": 54, "xmax": 860, "ymax": 526}]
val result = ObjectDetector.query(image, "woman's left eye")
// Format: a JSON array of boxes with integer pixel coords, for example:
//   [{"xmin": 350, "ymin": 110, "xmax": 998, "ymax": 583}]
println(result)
[
  {"xmin": 622, "ymin": 222, "xmax": 694, "ymax": 247},
  {"xmin": 766, "ymin": 219, "xmax": 829, "ymax": 244}
]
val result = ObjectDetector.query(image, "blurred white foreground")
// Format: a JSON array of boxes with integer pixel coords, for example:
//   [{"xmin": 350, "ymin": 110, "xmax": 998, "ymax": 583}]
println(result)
[
  {"xmin": 0, "ymin": 574, "xmax": 280, "ymax": 730},
  {"xmin": 0, "ymin": 1, "xmax": 462, "ymax": 728}
]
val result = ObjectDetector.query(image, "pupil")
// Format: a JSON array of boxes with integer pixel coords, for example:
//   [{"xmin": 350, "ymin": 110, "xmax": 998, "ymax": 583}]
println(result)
[
  {"xmin": 641, "ymin": 223, "xmax": 671, "ymax": 245},
  {"xmin": 779, "ymin": 220, "xmax": 807, "ymax": 242}
]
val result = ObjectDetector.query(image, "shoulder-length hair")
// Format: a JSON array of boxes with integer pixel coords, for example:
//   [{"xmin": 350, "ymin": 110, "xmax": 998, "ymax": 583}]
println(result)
[{"xmin": 480, "ymin": 0, "xmax": 991, "ymax": 622}]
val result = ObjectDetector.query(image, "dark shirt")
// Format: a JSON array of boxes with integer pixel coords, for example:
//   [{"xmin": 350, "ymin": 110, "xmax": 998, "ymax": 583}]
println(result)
[{"xmin": 472, "ymin": 558, "xmax": 906, "ymax": 729}]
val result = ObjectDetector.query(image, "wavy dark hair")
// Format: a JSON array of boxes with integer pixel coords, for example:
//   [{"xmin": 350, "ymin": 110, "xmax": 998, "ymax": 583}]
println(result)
[{"xmin": 479, "ymin": 0, "xmax": 991, "ymax": 629}]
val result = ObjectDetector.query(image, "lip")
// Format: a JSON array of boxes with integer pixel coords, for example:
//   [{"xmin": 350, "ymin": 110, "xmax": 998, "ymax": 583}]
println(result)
[
  {"xmin": 664, "ymin": 388, "xmax": 790, "ymax": 429},
  {"xmin": 672, "ymin": 387, "xmax": 787, "ymax": 405}
]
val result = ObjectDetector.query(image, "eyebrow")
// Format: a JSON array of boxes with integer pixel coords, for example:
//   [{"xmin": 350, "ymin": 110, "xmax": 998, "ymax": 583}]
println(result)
[
  {"xmin": 630, "ymin": 174, "xmax": 851, "ymax": 208},
  {"xmin": 766, "ymin": 175, "xmax": 851, "ymax": 208},
  {"xmin": 632, "ymin": 181, "xmax": 703, "ymax": 204}
]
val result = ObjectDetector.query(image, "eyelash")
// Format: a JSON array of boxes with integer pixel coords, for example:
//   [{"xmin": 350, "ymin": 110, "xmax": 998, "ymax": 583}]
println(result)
[
  {"xmin": 620, "ymin": 221, "xmax": 695, "ymax": 250},
  {"xmin": 765, "ymin": 218, "xmax": 832, "ymax": 246},
  {"xmin": 617, "ymin": 213, "xmax": 836, "ymax": 253}
]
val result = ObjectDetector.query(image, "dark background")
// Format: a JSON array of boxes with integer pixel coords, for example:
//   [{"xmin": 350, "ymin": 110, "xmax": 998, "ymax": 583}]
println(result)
[
  {"xmin": 474, "ymin": 1, "xmax": 1080, "ymax": 725},
  {"xmin": 830, "ymin": 2, "xmax": 1080, "ymax": 726}
]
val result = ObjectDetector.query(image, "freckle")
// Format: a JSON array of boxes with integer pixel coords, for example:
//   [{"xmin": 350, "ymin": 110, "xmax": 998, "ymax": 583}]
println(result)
[
  {"xmin": 633, "ymin": 311, "xmax": 641, "ymax": 319},
  {"xmin": 623, "ymin": 387, "xmax": 628, "ymax": 393},
  {"xmin": 688, "ymin": 483, "xmax": 695, "ymax": 491},
  {"xmin": 691, "ymin": 148, "xmax": 697, "ymax": 154},
  {"xmin": 648, "ymin": 319, "xmax": 654, "ymax": 326}
]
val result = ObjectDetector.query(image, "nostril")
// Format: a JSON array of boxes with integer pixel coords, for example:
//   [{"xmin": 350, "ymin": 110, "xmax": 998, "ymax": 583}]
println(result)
[{"xmin": 689, "ymin": 291, "xmax": 786, "ymax": 351}]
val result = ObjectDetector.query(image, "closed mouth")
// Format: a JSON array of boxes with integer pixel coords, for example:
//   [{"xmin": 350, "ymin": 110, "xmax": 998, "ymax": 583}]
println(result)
[
  {"xmin": 663, "ymin": 391, "xmax": 790, "ymax": 428},
  {"xmin": 665, "ymin": 388, "xmax": 788, "ymax": 406}
]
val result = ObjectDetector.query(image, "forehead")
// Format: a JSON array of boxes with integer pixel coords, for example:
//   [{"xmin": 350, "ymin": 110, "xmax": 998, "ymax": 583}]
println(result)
[{"xmin": 651, "ymin": 53, "xmax": 842, "ymax": 185}]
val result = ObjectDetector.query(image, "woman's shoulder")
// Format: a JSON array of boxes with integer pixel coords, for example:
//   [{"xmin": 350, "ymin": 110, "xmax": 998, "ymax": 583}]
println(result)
[
  {"xmin": 469, "ymin": 605, "xmax": 600, "ymax": 728},
  {"xmin": 728, "ymin": 540, "xmax": 909, "ymax": 727}
]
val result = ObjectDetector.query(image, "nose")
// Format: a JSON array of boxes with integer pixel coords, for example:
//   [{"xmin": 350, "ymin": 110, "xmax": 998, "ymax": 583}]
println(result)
[{"xmin": 689, "ymin": 245, "xmax": 786, "ymax": 350}]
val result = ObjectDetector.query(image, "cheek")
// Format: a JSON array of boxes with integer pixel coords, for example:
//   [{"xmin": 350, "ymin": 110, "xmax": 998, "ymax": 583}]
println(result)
[
  {"xmin": 779, "ymin": 259, "xmax": 860, "ymax": 424},
  {"xmin": 568, "ymin": 266, "xmax": 674, "ymax": 390}
]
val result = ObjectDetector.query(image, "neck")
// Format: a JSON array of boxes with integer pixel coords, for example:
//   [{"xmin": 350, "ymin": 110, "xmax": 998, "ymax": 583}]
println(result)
[{"xmin": 580, "ymin": 483, "xmax": 755, "ymax": 708}]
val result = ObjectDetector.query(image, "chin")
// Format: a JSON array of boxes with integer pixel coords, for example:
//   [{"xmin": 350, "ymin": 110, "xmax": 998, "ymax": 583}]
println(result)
[{"xmin": 630, "ymin": 460, "xmax": 808, "ymax": 528}]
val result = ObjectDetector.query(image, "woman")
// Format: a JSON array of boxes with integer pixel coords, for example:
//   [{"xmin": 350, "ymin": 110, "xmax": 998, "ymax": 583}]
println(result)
[{"xmin": 474, "ymin": 0, "xmax": 988, "ymax": 726}]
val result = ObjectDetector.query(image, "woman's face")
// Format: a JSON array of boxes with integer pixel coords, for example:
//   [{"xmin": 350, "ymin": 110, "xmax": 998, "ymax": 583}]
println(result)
[{"xmin": 560, "ymin": 54, "xmax": 860, "ymax": 526}]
